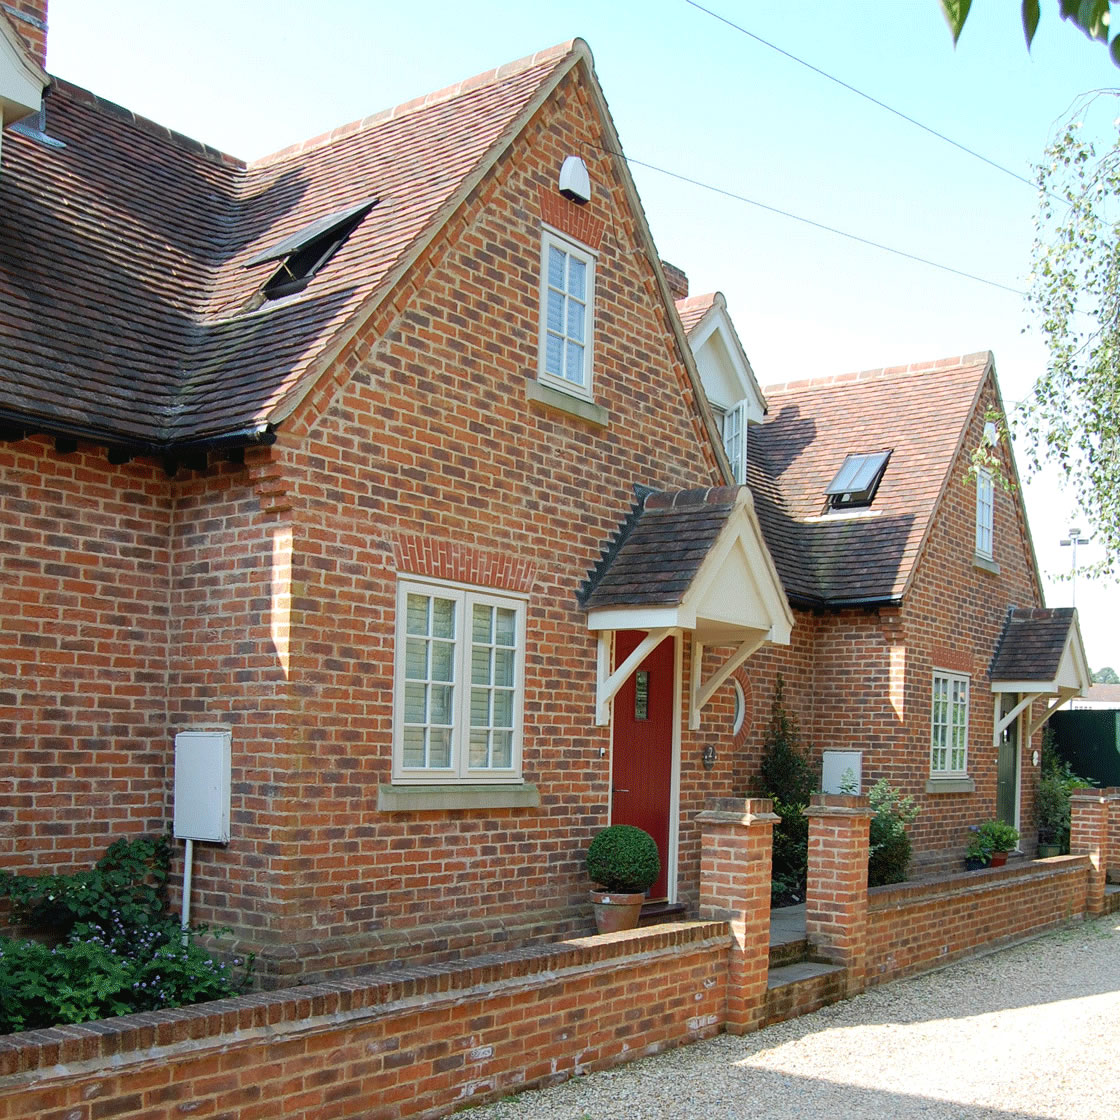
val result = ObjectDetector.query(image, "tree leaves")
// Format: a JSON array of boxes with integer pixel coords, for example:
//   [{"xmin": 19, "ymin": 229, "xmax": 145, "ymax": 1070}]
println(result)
[
  {"xmin": 942, "ymin": 0, "xmax": 1120, "ymax": 67},
  {"xmin": 1027, "ymin": 95, "xmax": 1120, "ymax": 575},
  {"xmin": 940, "ymin": 0, "xmax": 973, "ymax": 45}
]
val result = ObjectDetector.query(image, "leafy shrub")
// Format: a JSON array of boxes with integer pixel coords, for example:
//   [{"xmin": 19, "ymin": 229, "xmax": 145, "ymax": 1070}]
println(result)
[
  {"xmin": 867, "ymin": 779, "xmax": 919, "ymax": 887},
  {"xmin": 0, "ymin": 833, "xmax": 170, "ymax": 932},
  {"xmin": 759, "ymin": 676, "xmax": 815, "ymax": 807},
  {"xmin": 756, "ymin": 676, "xmax": 816, "ymax": 905},
  {"xmin": 586, "ymin": 825, "xmax": 660, "ymax": 893},
  {"xmin": 0, "ymin": 835, "xmax": 252, "ymax": 1035},
  {"xmin": 770, "ymin": 797, "xmax": 809, "ymax": 905},
  {"xmin": 1037, "ymin": 734, "xmax": 1093, "ymax": 851}
]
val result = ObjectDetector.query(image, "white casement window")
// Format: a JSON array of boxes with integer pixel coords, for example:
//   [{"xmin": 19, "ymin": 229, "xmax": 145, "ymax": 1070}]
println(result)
[
  {"xmin": 393, "ymin": 579, "xmax": 526, "ymax": 784},
  {"xmin": 976, "ymin": 468, "xmax": 994, "ymax": 559},
  {"xmin": 538, "ymin": 229, "xmax": 594, "ymax": 398},
  {"xmin": 931, "ymin": 671, "xmax": 969, "ymax": 775},
  {"xmin": 722, "ymin": 401, "xmax": 748, "ymax": 484}
]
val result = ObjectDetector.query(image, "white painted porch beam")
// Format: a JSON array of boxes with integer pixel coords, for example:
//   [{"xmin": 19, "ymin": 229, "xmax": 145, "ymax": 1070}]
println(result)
[
  {"xmin": 594, "ymin": 627, "xmax": 672, "ymax": 726},
  {"xmin": 1028, "ymin": 688, "xmax": 1079, "ymax": 739},
  {"xmin": 689, "ymin": 634, "xmax": 766, "ymax": 730}
]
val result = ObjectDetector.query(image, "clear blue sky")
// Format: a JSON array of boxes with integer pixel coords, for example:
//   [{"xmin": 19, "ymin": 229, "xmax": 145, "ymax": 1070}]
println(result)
[{"xmin": 44, "ymin": 0, "xmax": 1120, "ymax": 671}]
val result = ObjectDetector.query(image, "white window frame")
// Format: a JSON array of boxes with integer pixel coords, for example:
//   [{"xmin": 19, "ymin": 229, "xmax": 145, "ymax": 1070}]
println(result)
[
  {"xmin": 975, "ymin": 467, "xmax": 994, "ymax": 559},
  {"xmin": 721, "ymin": 400, "xmax": 748, "ymax": 484},
  {"xmin": 392, "ymin": 577, "xmax": 527, "ymax": 785},
  {"xmin": 931, "ymin": 670, "xmax": 970, "ymax": 776},
  {"xmin": 538, "ymin": 227, "xmax": 595, "ymax": 400}
]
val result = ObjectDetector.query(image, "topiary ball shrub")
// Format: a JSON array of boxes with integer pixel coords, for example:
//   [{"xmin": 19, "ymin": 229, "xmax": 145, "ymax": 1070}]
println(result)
[{"xmin": 586, "ymin": 825, "xmax": 660, "ymax": 894}]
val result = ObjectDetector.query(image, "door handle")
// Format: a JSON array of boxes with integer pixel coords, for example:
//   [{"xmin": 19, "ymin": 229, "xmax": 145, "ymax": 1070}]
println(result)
[{"xmin": 612, "ymin": 788, "xmax": 630, "ymax": 793}]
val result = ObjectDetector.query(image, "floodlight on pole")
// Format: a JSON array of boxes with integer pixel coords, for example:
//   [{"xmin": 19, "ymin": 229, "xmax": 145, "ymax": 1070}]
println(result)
[{"xmin": 1059, "ymin": 526, "xmax": 1090, "ymax": 607}]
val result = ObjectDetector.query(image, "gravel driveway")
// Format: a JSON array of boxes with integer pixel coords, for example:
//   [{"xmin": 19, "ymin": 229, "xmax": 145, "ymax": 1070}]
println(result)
[{"xmin": 466, "ymin": 913, "xmax": 1120, "ymax": 1120}]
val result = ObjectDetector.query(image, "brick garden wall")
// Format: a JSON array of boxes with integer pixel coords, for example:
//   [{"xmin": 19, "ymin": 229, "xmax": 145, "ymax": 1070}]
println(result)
[
  {"xmin": 0, "ymin": 922, "xmax": 730, "ymax": 1120},
  {"xmin": 865, "ymin": 857, "xmax": 1089, "ymax": 985},
  {"xmin": 2, "ymin": 797, "xmax": 1114, "ymax": 1120}
]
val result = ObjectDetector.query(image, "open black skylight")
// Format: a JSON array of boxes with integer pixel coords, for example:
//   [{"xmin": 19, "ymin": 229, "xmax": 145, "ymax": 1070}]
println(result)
[
  {"xmin": 246, "ymin": 196, "xmax": 378, "ymax": 299},
  {"xmin": 825, "ymin": 450, "xmax": 891, "ymax": 509}
]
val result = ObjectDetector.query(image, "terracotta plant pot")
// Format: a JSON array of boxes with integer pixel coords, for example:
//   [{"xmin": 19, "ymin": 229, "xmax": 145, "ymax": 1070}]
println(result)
[
  {"xmin": 989, "ymin": 851, "xmax": 1008, "ymax": 867},
  {"xmin": 589, "ymin": 889, "xmax": 645, "ymax": 934}
]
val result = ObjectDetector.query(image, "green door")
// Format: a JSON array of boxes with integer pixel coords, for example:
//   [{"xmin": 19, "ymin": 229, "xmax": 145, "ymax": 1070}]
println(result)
[{"xmin": 997, "ymin": 693, "xmax": 1019, "ymax": 828}]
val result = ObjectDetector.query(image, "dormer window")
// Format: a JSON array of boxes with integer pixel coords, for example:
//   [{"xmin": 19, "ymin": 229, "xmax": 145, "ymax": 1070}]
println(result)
[
  {"xmin": 825, "ymin": 450, "xmax": 891, "ymax": 509},
  {"xmin": 246, "ymin": 196, "xmax": 378, "ymax": 300},
  {"xmin": 710, "ymin": 399, "xmax": 748, "ymax": 484}
]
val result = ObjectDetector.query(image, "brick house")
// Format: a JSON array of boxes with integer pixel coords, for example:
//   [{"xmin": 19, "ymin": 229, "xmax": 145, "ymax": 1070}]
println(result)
[
  {"xmin": 0, "ymin": 14, "xmax": 800, "ymax": 982},
  {"xmin": 674, "ymin": 293, "xmax": 1091, "ymax": 873},
  {"xmin": 0, "ymin": 2, "xmax": 1092, "ymax": 989}
]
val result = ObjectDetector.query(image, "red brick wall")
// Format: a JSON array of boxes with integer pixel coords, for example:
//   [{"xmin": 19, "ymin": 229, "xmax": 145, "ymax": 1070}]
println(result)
[
  {"xmin": 0, "ymin": 439, "xmax": 171, "ymax": 871},
  {"xmin": 228, "ymin": 65, "xmax": 729, "ymax": 975},
  {"xmin": 865, "ymin": 857, "xmax": 1089, "ymax": 984},
  {"xmin": 0, "ymin": 922, "xmax": 729, "ymax": 1120}
]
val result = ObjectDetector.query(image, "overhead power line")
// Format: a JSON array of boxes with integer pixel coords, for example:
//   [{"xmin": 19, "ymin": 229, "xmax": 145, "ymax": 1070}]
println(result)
[
  {"xmin": 609, "ymin": 147, "xmax": 1026, "ymax": 296},
  {"xmin": 685, "ymin": 0, "xmax": 1048, "ymax": 199}
]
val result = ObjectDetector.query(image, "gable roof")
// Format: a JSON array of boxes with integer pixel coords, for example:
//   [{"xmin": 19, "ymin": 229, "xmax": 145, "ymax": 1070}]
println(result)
[
  {"xmin": 676, "ymin": 291, "xmax": 766, "ymax": 420},
  {"xmin": 748, "ymin": 353, "xmax": 992, "ymax": 606},
  {"xmin": 0, "ymin": 42, "xmax": 588, "ymax": 451}
]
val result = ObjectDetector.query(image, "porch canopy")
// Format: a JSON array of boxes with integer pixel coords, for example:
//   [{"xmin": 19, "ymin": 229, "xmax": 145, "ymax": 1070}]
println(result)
[
  {"xmin": 580, "ymin": 485, "xmax": 792, "ymax": 727},
  {"xmin": 989, "ymin": 606, "xmax": 1092, "ymax": 742}
]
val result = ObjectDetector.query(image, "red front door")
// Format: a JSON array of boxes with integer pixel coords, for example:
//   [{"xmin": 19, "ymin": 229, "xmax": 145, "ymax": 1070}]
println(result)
[{"xmin": 610, "ymin": 630, "xmax": 674, "ymax": 901}]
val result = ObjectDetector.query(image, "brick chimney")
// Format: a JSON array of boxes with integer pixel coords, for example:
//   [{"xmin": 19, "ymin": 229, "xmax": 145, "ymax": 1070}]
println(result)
[
  {"xmin": 2, "ymin": 1, "xmax": 48, "ymax": 69},
  {"xmin": 661, "ymin": 260, "xmax": 688, "ymax": 301}
]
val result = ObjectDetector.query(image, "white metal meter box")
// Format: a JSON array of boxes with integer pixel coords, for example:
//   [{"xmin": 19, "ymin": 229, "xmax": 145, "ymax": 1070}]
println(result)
[
  {"xmin": 822, "ymin": 750, "xmax": 863, "ymax": 795},
  {"xmin": 173, "ymin": 731, "xmax": 231, "ymax": 843}
]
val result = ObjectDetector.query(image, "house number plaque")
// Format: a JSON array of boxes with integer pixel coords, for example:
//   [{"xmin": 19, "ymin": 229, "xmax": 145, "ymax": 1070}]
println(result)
[{"xmin": 634, "ymin": 670, "xmax": 649, "ymax": 720}]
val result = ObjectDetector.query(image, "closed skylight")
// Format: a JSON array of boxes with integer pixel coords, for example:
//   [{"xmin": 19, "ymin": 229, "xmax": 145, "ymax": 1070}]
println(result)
[{"xmin": 825, "ymin": 450, "xmax": 891, "ymax": 508}]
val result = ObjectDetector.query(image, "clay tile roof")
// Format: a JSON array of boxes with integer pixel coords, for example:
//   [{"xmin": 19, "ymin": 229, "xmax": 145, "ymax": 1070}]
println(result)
[
  {"xmin": 581, "ymin": 486, "xmax": 738, "ymax": 609},
  {"xmin": 0, "ymin": 42, "xmax": 581, "ymax": 447},
  {"xmin": 675, "ymin": 293, "xmax": 717, "ymax": 335},
  {"xmin": 748, "ymin": 353, "xmax": 991, "ymax": 605},
  {"xmin": 990, "ymin": 607, "xmax": 1078, "ymax": 681}
]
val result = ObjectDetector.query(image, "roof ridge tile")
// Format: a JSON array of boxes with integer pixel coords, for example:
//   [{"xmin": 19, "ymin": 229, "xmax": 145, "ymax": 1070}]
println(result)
[
  {"xmin": 49, "ymin": 78, "xmax": 246, "ymax": 169},
  {"xmin": 251, "ymin": 40, "xmax": 580, "ymax": 168},
  {"xmin": 763, "ymin": 351, "xmax": 991, "ymax": 395}
]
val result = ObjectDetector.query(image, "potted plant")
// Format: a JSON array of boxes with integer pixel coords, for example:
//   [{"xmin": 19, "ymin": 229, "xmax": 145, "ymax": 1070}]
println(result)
[
  {"xmin": 968, "ymin": 819, "xmax": 1019, "ymax": 868},
  {"xmin": 586, "ymin": 824, "xmax": 660, "ymax": 934}
]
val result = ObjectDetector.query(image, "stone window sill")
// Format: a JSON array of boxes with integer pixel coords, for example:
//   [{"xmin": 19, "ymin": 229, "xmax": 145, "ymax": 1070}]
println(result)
[
  {"xmin": 925, "ymin": 776, "xmax": 976, "ymax": 794},
  {"xmin": 527, "ymin": 379, "xmax": 608, "ymax": 427},
  {"xmin": 378, "ymin": 783, "xmax": 540, "ymax": 812},
  {"xmin": 973, "ymin": 553, "xmax": 1000, "ymax": 575}
]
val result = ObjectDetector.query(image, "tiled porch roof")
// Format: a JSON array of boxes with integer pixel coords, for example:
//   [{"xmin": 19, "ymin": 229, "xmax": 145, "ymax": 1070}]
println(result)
[
  {"xmin": 581, "ymin": 486, "xmax": 737, "ymax": 609},
  {"xmin": 990, "ymin": 607, "xmax": 1079, "ymax": 682}
]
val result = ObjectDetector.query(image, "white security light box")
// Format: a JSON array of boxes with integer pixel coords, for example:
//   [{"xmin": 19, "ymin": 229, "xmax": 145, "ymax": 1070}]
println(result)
[
  {"xmin": 822, "ymin": 750, "xmax": 863, "ymax": 795},
  {"xmin": 173, "ymin": 731, "xmax": 231, "ymax": 843}
]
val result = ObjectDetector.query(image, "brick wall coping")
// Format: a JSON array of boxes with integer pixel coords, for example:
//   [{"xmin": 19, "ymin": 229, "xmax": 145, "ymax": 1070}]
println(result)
[
  {"xmin": 805, "ymin": 793, "xmax": 874, "ymax": 819},
  {"xmin": 696, "ymin": 796, "xmax": 778, "ymax": 825},
  {"xmin": 1070, "ymin": 788, "xmax": 1120, "ymax": 802},
  {"xmin": 0, "ymin": 921, "xmax": 729, "ymax": 1084},
  {"xmin": 868, "ymin": 855, "xmax": 1089, "ymax": 913}
]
